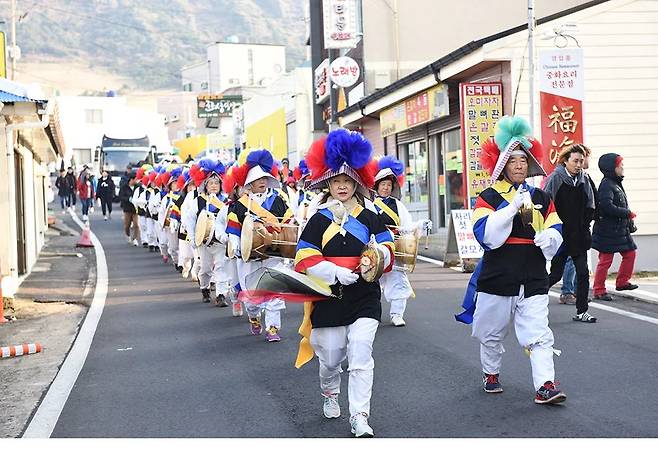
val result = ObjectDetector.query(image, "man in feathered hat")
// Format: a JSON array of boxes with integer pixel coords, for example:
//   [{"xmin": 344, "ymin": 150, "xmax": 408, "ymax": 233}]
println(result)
[
  {"xmin": 469, "ymin": 115, "xmax": 566, "ymax": 404},
  {"xmin": 372, "ymin": 156, "xmax": 432, "ymax": 327},
  {"xmin": 181, "ymin": 159, "xmax": 231, "ymax": 306},
  {"xmin": 287, "ymin": 159, "xmax": 317, "ymax": 231},
  {"xmin": 294, "ymin": 128, "xmax": 395, "ymax": 438},
  {"xmin": 226, "ymin": 149, "xmax": 293, "ymax": 342}
]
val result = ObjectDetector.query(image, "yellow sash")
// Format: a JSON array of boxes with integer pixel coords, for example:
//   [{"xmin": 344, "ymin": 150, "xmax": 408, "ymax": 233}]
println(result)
[
  {"xmin": 239, "ymin": 195, "xmax": 280, "ymax": 226},
  {"xmin": 295, "ymin": 301, "xmax": 315, "ymax": 368},
  {"xmin": 374, "ymin": 198, "xmax": 401, "ymax": 227}
]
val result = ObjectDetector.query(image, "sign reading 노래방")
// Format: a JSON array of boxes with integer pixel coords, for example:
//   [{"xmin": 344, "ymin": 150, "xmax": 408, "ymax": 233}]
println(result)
[
  {"xmin": 459, "ymin": 82, "xmax": 503, "ymax": 209},
  {"xmin": 329, "ymin": 56, "xmax": 360, "ymax": 88},
  {"xmin": 323, "ymin": 0, "xmax": 359, "ymax": 49},
  {"xmin": 539, "ymin": 48, "xmax": 585, "ymax": 175},
  {"xmin": 197, "ymin": 95, "xmax": 242, "ymax": 118},
  {"xmin": 379, "ymin": 84, "xmax": 449, "ymax": 137}
]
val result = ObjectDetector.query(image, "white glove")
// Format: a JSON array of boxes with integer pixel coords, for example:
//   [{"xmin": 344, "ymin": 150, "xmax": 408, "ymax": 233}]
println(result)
[
  {"xmin": 533, "ymin": 229, "xmax": 562, "ymax": 261},
  {"xmin": 335, "ymin": 266, "xmax": 359, "ymax": 285},
  {"xmin": 219, "ymin": 233, "xmax": 228, "ymax": 245},
  {"xmin": 229, "ymin": 234, "xmax": 241, "ymax": 257},
  {"xmin": 533, "ymin": 231, "xmax": 552, "ymax": 250},
  {"xmin": 169, "ymin": 220, "xmax": 179, "ymax": 233},
  {"xmin": 510, "ymin": 188, "xmax": 527, "ymax": 211}
]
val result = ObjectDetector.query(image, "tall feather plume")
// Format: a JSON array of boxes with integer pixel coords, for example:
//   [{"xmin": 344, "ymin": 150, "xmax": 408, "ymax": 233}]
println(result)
[
  {"xmin": 378, "ymin": 156, "xmax": 404, "ymax": 177},
  {"xmin": 494, "ymin": 116, "xmax": 532, "ymax": 151},
  {"xmin": 528, "ymin": 138, "xmax": 543, "ymax": 162},
  {"xmin": 246, "ymin": 149, "xmax": 274, "ymax": 173},
  {"xmin": 480, "ymin": 138, "xmax": 500, "ymax": 176},
  {"xmin": 358, "ymin": 159, "xmax": 378, "ymax": 190},
  {"xmin": 222, "ymin": 166, "xmax": 237, "ymax": 194},
  {"xmin": 325, "ymin": 128, "xmax": 372, "ymax": 171},
  {"xmin": 233, "ymin": 163, "xmax": 250, "ymax": 187},
  {"xmin": 305, "ymin": 137, "xmax": 328, "ymax": 180}
]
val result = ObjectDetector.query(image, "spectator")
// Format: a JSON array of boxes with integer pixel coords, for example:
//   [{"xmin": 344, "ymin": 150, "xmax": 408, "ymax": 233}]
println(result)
[
  {"xmin": 119, "ymin": 165, "xmax": 133, "ymax": 190},
  {"xmin": 119, "ymin": 173, "xmax": 140, "ymax": 246},
  {"xmin": 65, "ymin": 166, "xmax": 77, "ymax": 208},
  {"xmin": 543, "ymin": 144, "xmax": 597, "ymax": 323},
  {"xmin": 55, "ymin": 169, "xmax": 72, "ymax": 213},
  {"xmin": 559, "ymin": 146, "xmax": 598, "ymax": 305},
  {"xmin": 591, "ymin": 153, "xmax": 638, "ymax": 300},
  {"xmin": 96, "ymin": 169, "xmax": 115, "ymax": 220},
  {"xmin": 77, "ymin": 171, "xmax": 95, "ymax": 222}
]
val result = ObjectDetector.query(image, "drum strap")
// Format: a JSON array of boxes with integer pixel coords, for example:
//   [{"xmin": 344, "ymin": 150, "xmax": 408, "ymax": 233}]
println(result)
[
  {"xmin": 374, "ymin": 198, "xmax": 400, "ymax": 227},
  {"xmin": 239, "ymin": 195, "xmax": 279, "ymax": 225}
]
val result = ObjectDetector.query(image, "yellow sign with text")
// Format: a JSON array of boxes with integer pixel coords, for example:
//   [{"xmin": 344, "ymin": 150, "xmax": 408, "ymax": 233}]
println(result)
[{"xmin": 379, "ymin": 84, "xmax": 449, "ymax": 137}]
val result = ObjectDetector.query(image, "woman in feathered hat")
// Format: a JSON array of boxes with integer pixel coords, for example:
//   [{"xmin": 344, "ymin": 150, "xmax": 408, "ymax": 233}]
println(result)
[
  {"xmin": 181, "ymin": 158, "xmax": 231, "ymax": 306},
  {"xmin": 149, "ymin": 166, "xmax": 172, "ymax": 261},
  {"xmin": 226, "ymin": 149, "xmax": 293, "ymax": 342},
  {"xmin": 288, "ymin": 159, "xmax": 317, "ymax": 230},
  {"xmin": 144, "ymin": 168, "xmax": 161, "ymax": 252},
  {"xmin": 159, "ymin": 166, "xmax": 185, "ymax": 271},
  {"xmin": 175, "ymin": 168, "xmax": 200, "ymax": 281},
  {"xmin": 469, "ymin": 116, "xmax": 566, "ymax": 404},
  {"xmin": 293, "ymin": 128, "xmax": 395, "ymax": 438},
  {"xmin": 132, "ymin": 164, "xmax": 154, "ymax": 247},
  {"xmin": 372, "ymin": 156, "xmax": 432, "ymax": 327}
]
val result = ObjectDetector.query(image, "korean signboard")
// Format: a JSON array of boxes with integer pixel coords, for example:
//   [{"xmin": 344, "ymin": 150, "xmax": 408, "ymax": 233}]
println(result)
[
  {"xmin": 197, "ymin": 94, "xmax": 242, "ymax": 119},
  {"xmin": 379, "ymin": 84, "xmax": 449, "ymax": 137},
  {"xmin": 330, "ymin": 56, "xmax": 360, "ymax": 88},
  {"xmin": 459, "ymin": 82, "xmax": 503, "ymax": 209},
  {"xmin": 315, "ymin": 58, "xmax": 330, "ymax": 104},
  {"xmin": 539, "ymin": 48, "xmax": 585, "ymax": 175},
  {"xmin": 450, "ymin": 210, "xmax": 484, "ymax": 260},
  {"xmin": 323, "ymin": 0, "xmax": 359, "ymax": 49}
]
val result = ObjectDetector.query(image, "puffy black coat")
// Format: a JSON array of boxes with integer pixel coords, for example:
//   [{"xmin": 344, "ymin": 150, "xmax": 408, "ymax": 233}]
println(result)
[
  {"xmin": 592, "ymin": 153, "xmax": 637, "ymax": 253},
  {"xmin": 96, "ymin": 176, "xmax": 115, "ymax": 199}
]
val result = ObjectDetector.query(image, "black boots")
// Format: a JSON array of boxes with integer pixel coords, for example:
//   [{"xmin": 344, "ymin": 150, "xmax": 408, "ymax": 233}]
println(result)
[
  {"xmin": 201, "ymin": 288, "xmax": 211, "ymax": 303},
  {"xmin": 216, "ymin": 294, "xmax": 229, "ymax": 308}
]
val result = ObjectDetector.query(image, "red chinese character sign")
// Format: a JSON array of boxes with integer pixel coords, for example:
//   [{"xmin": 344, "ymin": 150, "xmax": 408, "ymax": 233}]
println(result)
[
  {"xmin": 539, "ymin": 48, "xmax": 585, "ymax": 175},
  {"xmin": 459, "ymin": 82, "xmax": 503, "ymax": 209}
]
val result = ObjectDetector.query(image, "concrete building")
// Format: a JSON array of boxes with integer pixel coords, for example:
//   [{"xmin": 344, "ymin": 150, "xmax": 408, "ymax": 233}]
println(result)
[
  {"xmin": 336, "ymin": 0, "xmax": 658, "ymax": 270},
  {"xmin": 0, "ymin": 78, "xmax": 64, "ymax": 296},
  {"xmin": 57, "ymin": 96, "xmax": 171, "ymax": 170}
]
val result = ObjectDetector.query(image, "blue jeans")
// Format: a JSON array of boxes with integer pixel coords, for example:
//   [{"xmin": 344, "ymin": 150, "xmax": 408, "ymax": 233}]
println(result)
[
  {"xmin": 81, "ymin": 198, "xmax": 93, "ymax": 216},
  {"xmin": 561, "ymin": 257, "xmax": 576, "ymax": 295},
  {"xmin": 59, "ymin": 195, "xmax": 70, "ymax": 209}
]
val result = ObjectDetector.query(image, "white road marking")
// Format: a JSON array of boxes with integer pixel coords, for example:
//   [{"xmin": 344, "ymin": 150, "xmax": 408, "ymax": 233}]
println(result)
[
  {"xmin": 417, "ymin": 255, "xmax": 444, "ymax": 267},
  {"xmin": 23, "ymin": 211, "xmax": 109, "ymax": 438}
]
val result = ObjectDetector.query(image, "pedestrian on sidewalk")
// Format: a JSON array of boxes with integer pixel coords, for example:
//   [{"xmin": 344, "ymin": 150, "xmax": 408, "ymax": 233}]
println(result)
[
  {"xmin": 471, "ymin": 116, "xmax": 566, "ymax": 405},
  {"xmin": 543, "ymin": 144, "xmax": 597, "ymax": 323},
  {"xmin": 591, "ymin": 153, "xmax": 638, "ymax": 300},
  {"xmin": 119, "ymin": 172, "xmax": 141, "ymax": 246},
  {"xmin": 77, "ymin": 170, "xmax": 95, "ymax": 221},
  {"xmin": 65, "ymin": 166, "xmax": 77, "ymax": 209},
  {"xmin": 55, "ymin": 169, "xmax": 72, "ymax": 213},
  {"xmin": 96, "ymin": 170, "xmax": 115, "ymax": 220}
]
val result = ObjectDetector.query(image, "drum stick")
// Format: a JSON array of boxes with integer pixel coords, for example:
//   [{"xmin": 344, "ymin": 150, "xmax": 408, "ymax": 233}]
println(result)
[{"xmin": 424, "ymin": 233, "xmax": 429, "ymax": 250}]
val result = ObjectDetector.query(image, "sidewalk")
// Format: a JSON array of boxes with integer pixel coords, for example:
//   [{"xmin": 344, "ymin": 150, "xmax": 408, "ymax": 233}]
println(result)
[
  {"xmin": 605, "ymin": 278, "xmax": 658, "ymax": 305},
  {"xmin": 0, "ymin": 214, "xmax": 95, "ymax": 438}
]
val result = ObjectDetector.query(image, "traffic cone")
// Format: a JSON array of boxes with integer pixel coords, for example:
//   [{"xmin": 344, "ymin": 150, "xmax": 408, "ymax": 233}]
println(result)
[
  {"xmin": 76, "ymin": 224, "xmax": 94, "ymax": 248},
  {"xmin": 1, "ymin": 343, "xmax": 43, "ymax": 359}
]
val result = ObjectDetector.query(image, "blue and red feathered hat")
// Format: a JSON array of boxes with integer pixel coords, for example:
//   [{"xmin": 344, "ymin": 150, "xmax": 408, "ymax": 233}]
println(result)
[
  {"xmin": 305, "ymin": 128, "xmax": 377, "ymax": 196},
  {"xmin": 374, "ymin": 156, "xmax": 405, "ymax": 199},
  {"xmin": 293, "ymin": 159, "xmax": 311, "ymax": 182},
  {"xmin": 237, "ymin": 149, "xmax": 280, "ymax": 189},
  {"xmin": 189, "ymin": 158, "xmax": 225, "ymax": 189}
]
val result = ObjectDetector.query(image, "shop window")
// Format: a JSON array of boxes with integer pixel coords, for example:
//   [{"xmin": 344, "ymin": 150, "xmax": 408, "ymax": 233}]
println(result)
[
  {"xmin": 443, "ymin": 128, "xmax": 464, "ymax": 212},
  {"xmin": 403, "ymin": 140, "xmax": 428, "ymax": 215}
]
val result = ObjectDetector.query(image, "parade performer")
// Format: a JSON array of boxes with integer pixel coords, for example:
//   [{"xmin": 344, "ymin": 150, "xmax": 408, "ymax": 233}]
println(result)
[
  {"xmin": 144, "ymin": 169, "xmax": 160, "ymax": 252},
  {"xmin": 175, "ymin": 169, "xmax": 198, "ymax": 279},
  {"xmin": 219, "ymin": 164, "xmax": 245, "ymax": 317},
  {"xmin": 154, "ymin": 167, "xmax": 171, "ymax": 263},
  {"xmin": 132, "ymin": 164, "xmax": 153, "ymax": 248},
  {"xmin": 161, "ymin": 167, "xmax": 184, "ymax": 271},
  {"xmin": 294, "ymin": 128, "xmax": 395, "ymax": 438},
  {"xmin": 373, "ymin": 156, "xmax": 432, "ymax": 327},
  {"xmin": 182, "ymin": 159, "xmax": 231, "ymax": 306},
  {"xmin": 469, "ymin": 116, "xmax": 566, "ymax": 404},
  {"xmin": 289, "ymin": 159, "xmax": 317, "ymax": 230},
  {"xmin": 226, "ymin": 149, "xmax": 293, "ymax": 342}
]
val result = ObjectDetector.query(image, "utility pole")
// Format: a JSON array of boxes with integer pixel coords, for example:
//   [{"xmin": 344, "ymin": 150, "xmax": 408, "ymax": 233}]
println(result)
[
  {"xmin": 10, "ymin": 0, "xmax": 16, "ymax": 79},
  {"xmin": 528, "ymin": 0, "xmax": 536, "ymax": 130}
]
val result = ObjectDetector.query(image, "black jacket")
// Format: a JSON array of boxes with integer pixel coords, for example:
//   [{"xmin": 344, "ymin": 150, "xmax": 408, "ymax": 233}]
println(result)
[
  {"xmin": 592, "ymin": 153, "xmax": 637, "ymax": 253},
  {"xmin": 55, "ymin": 175, "xmax": 71, "ymax": 196},
  {"xmin": 118, "ymin": 182, "xmax": 136, "ymax": 213},
  {"xmin": 542, "ymin": 165, "xmax": 595, "ymax": 256},
  {"xmin": 64, "ymin": 172, "xmax": 77, "ymax": 191},
  {"xmin": 96, "ymin": 176, "xmax": 115, "ymax": 200}
]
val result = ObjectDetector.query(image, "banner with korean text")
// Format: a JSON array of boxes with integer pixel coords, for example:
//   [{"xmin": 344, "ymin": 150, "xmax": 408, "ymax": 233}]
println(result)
[
  {"xmin": 459, "ymin": 82, "xmax": 503, "ymax": 209},
  {"xmin": 539, "ymin": 48, "xmax": 585, "ymax": 175}
]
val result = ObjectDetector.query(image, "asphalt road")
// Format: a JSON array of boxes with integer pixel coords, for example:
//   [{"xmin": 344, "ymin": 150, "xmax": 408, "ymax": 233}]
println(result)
[{"xmin": 51, "ymin": 210, "xmax": 658, "ymax": 437}]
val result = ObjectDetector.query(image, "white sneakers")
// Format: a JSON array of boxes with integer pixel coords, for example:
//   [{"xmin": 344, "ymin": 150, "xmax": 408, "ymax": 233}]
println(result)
[
  {"xmin": 132, "ymin": 239, "xmax": 139, "ymax": 246},
  {"xmin": 104, "ymin": 215, "xmax": 108, "ymax": 221},
  {"xmin": 322, "ymin": 393, "xmax": 340, "ymax": 419},
  {"xmin": 390, "ymin": 314, "xmax": 406, "ymax": 327},
  {"xmin": 350, "ymin": 412, "xmax": 374, "ymax": 438}
]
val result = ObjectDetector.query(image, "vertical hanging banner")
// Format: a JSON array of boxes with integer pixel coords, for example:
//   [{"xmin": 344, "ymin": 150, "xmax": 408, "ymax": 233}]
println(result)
[
  {"xmin": 323, "ymin": 0, "xmax": 359, "ymax": 49},
  {"xmin": 0, "ymin": 32, "xmax": 5, "ymax": 79},
  {"xmin": 539, "ymin": 48, "xmax": 585, "ymax": 175},
  {"xmin": 459, "ymin": 82, "xmax": 503, "ymax": 209}
]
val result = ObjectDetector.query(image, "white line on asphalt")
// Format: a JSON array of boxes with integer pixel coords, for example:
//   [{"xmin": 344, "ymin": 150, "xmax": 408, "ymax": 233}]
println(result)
[
  {"xmin": 22, "ymin": 211, "xmax": 109, "ymax": 438},
  {"xmin": 418, "ymin": 253, "xmax": 658, "ymax": 327}
]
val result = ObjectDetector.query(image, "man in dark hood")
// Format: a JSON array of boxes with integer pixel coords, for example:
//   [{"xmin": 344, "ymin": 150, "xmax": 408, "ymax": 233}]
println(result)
[
  {"xmin": 543, "ymin": 144, "xmax": 597, "ymax": 323},
  {"xmin": 591, "ymin": 153, "xmax": 638, "ymax": 300}
]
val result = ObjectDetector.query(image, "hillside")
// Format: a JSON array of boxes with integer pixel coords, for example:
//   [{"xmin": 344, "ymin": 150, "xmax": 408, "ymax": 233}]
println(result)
[{"xmin": 1, "ymin": 0, "xmax": 307, "ymax": 92}]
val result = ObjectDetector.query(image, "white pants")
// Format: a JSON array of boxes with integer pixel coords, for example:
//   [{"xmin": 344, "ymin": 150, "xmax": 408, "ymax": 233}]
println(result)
[
  {"xmin": 178, "ymin": 239, "xmax": 195, "ymax": 269},
  {"xmin": 380, "ymin": 268, "xmax": 413, "ymax": 317},
  {"xmin": 157, "ymin": 225, "xmax": 168, "ymax": 255},
  {"xmin": 237, "ymin": 258, "xmax": 286, "ymax": 329},
  {"xmin": 139, "ymin": 215, "xmax": 149, "ymax": 244},
  {"xmin": 472, "ymin": 287, "xmax": 556, "ymax": 390},
  {"xmin": 166, "ymin": 228, "xmax": 179, "ymax": 263},
  {"xmin": 198, "ymin": 244, "xmax": 230, "ymax": 295},
  {"xmin": 310, "ymin": 317, "xmax": 379, "ymax": 417},
  {"xmin": 147, "ymin": 219, "xmax": 158, "ymax": 247}
]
